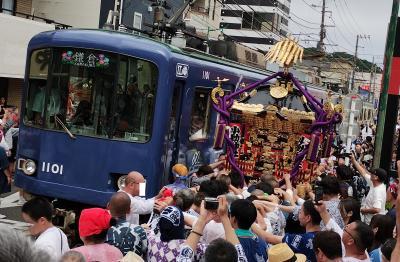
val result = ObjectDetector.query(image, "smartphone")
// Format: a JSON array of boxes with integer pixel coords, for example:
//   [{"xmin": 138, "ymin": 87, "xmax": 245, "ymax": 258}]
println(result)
[
  {"xmin": 139, "ymin": 182, "xmax": 146, "ymax": 197},
  {"xmin": 204, "ymin": 197, "xmax": 219, "ymax": 210},
  {"xmin": 314, "ymin": 186, "xmax": 323, "ymax": 205}
]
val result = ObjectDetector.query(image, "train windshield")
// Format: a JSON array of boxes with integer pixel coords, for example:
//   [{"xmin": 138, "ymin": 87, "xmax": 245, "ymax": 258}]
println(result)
[{"xmin": 25, "ymin": 48, "xmax": 158, "ymax": 142}]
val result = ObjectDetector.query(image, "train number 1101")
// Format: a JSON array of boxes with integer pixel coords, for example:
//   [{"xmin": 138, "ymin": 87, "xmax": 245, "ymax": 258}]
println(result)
[{"xmin": 42, "ymin": 162, "xmax": 64, "ymax": 175}]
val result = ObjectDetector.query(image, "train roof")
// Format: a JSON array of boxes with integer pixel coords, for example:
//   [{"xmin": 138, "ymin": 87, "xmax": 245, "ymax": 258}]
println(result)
[
  {"xmin": 29, "ymin": 29, "xmax": 274, "ymax": 76},
  {"xmin": 29, "ymin": 29, "xmax": 341, "ymax": 98}
]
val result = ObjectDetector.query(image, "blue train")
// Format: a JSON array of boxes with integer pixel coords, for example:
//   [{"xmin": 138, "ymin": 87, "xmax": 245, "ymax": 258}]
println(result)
[{"xmin": 15, "ymin": 29, "xmax": 334, "ymax": 208}]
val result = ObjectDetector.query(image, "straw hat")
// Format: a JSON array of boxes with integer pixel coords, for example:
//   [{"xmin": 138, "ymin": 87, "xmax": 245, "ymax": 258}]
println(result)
[
  {"xmin": 120, "ymin": 251, "xmax": 145, "ymax": 262},
  {"xmin": 268, "ymin": 243, "xmax": 307, "ymax": 262}
]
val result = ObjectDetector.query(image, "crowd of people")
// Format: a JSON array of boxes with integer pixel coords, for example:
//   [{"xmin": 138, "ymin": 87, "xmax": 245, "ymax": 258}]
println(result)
[
  {"xmin": 0, "ymin": 98, "xmax": 20, "ymax": 197},
  {"xmin": 2, "ymin": 122, "xmax": 400, "ymax": 262}
]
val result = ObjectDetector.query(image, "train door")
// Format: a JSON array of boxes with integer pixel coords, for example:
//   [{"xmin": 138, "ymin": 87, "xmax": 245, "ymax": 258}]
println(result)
[
  {"xmin": 162, "ymin": 81, "xmax": 185, "ymax": 185},
  {"xmin": 178, "ymin": 82, "xmax": 235, "ymax": 174}
]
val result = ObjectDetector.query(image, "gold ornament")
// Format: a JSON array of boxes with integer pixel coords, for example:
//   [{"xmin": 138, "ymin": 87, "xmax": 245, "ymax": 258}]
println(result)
[
  {"xmin": 324, "ymin": 90, "xmax": 335, "ymax": 118},
  {"xmin": 211, "ymin": 77, "xmax": 229, "ymax": 104},
  {"xmin": 270, "ymin": 80, "xmax": 292, "ymax": 99},
  {"xmin": 334, "ymin": 95, "xmax": 344, "ymax": 114},
  {"xmin": 334, "ymin": 104, "xmax": 344, "ymax": 114},
  {"xmin": 265, "ymin": 36, "xmax": 304, "ymax": 67}
]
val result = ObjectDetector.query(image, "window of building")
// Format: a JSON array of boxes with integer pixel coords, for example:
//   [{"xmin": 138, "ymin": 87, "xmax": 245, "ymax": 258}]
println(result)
[
  {"xmin": 133, "ymin": 12, "xmax": 142, "ymax": 30},
  {"xmin": 281, "ymin": 17, "xmax": 289, "ymax": 26},
  {"xmin": 189, "ymin": 88, "xmax": 211, "ymax": 141},
  {"xmin": 242, "ymin": 12, "xmax": 253, "ymax": 29},
  {"xmin": 1, "ymin": 0, "xmax": 15, "ymax": 14}
]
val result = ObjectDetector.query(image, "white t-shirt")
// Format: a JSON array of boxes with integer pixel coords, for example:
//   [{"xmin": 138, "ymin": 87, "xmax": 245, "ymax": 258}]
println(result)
[
  {"xmin": 119, "ymin": 190, "xmax": 155, "ymax": 225},
  {"xmin": 361, "ymin": 174, "xmax": 386, "ymax": 225},
  {"xmin": 35, "ymin": 226, "xmax": 70, "ymax": 261},
  {"xmin": 193, "ymin": 219, "xmax": 225, "ymax": 244},
  {"xmin": 361, "ymin": 126, "xmax": 373, "ymax": 140}
]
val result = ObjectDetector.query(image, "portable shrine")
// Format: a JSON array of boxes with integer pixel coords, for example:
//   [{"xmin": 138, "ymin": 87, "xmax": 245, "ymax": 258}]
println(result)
[{"xmin": 211, "ymin": 37, "xmax": 343, "ymax": 184}]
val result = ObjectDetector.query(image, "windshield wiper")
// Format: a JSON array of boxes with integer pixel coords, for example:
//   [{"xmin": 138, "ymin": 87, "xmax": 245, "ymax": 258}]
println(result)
[{"xmin": 55, "ymin": 115, "xmax": 76, "ymax": 139}]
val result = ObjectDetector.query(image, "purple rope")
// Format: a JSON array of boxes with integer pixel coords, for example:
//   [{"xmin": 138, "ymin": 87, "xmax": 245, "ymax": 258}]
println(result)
[
  {"xmin": 290, "ymin": 73, "xmax": 324, "ymax": 109},
  {"xmin": 225, "ymin": 72, "xmax": 283, "ymax": 101},
  {"xmin": 212, "ymin": 102, "xmax": 230, "ymax": 119}
]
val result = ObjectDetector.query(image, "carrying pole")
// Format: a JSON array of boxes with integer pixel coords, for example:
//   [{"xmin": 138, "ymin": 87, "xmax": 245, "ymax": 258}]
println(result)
[{"xmin": 373, "ymin": 0, "xmax": 400, "ymax": 168}]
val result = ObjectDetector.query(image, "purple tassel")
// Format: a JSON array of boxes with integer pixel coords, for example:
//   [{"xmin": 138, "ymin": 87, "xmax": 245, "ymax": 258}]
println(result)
[
  {"xmin": 307, "ymin": 131, "xmax": 320, "ymax": 162},
  {"xmin": 322, "ymin": 131, "xmax": 334, "ymax": 158},
  {"xmin": 213, "ymin": 123, "xmax": 226, "ymax": 149}
]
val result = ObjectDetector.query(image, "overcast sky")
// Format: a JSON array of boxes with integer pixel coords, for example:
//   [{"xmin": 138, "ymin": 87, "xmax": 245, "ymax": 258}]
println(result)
[{"xmin": 288, "ymin": 0, "xmax": 394, "ymax": 66}]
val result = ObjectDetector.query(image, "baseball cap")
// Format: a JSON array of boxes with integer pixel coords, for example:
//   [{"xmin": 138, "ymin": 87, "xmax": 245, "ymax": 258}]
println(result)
[{"xmin": 79, "ymin": 208, "xmax": 111, "ymax": 237}]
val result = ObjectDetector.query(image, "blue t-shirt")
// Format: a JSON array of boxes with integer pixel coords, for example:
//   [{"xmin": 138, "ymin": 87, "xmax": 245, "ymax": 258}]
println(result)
[
  {"xmin": 283, "ymin": 232, "xmax": 317, "ymax": 262},
  {"xmin": 369, "ymin": 248, "xmax": 381, "ymax": 262},
  {"xmin": 235, "ymin": 229, "xmax": 268, "ymax": 262}
]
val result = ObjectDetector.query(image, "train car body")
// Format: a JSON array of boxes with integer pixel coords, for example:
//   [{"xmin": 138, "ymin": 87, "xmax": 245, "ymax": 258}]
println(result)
[{"xmin": 15, "ymin": 29, "xmax": 337, "ymax": 207}]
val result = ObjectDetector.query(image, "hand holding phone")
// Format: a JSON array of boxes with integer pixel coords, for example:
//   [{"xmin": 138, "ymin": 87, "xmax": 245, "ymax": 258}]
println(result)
[{"xmin": 314, "ymin": 186, "xmax": 323, "ymax": 205}]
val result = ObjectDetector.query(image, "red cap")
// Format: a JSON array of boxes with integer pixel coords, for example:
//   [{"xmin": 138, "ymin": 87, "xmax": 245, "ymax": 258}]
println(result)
[{"xmin": 79, "ymin": 208, "xmax": 111, "ymax": 237}]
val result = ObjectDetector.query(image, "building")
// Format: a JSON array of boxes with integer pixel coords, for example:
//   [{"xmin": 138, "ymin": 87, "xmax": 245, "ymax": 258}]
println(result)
[
  {"xmin": 0, "ymin": 0, "xmax": 62, "ymax": 108},
  {"xmin": 219, "ymin": 0, "xmax": 290, "ymax": 52},
  {"xmin": 184, "ymin": 0, "xmax": 223, "ymax": 41},
  {"xmin": 0, "ymin": 0, "xmax": 146, "ymax": 107}
]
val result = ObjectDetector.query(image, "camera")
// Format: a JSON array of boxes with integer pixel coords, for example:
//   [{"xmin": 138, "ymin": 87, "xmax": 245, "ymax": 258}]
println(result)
[
  {"xmin": 342, "ymin": 152, "xmax": 352, "ymax": 158},
  {"xmin": 204, "ymin": 197, "xmax": 219, "ymax": 210}
]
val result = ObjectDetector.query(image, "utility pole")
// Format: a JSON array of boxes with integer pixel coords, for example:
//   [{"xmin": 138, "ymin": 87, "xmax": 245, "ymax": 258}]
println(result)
[
  {"xmin": 317, "ymin": 0, "xmax": 326, "ymax": 52},
  {"xmin": 351, "ymin": 34, "xmax": 370, "ymax": 92},
  {"xmin": 368, "ymin": 56, "xmax": 375, "ymax": 103},
  {"xmin": 373, "ymin": 0, "xmax": 399, "ymax": 169}
]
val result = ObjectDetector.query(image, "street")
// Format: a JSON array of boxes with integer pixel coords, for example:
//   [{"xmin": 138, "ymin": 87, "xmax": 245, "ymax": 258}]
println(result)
[{"xmin": 0, "ymin": 187, "xmax": 30, "ymax": 232}]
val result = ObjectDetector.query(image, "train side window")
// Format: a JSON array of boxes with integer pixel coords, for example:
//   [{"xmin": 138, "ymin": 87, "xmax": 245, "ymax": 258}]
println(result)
[
  {"xmin": 189, "ymin": 88, "xmax": 211, "ymax": 141},
  {"xmin": 25, "ymin": 49, "xmax": 50, "ymax": 126}
]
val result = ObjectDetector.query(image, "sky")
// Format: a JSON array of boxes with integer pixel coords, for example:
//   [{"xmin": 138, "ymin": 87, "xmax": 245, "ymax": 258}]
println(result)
[{"xmin": 288, "ymin": 0, "xmax": 394, "ymax": 66}]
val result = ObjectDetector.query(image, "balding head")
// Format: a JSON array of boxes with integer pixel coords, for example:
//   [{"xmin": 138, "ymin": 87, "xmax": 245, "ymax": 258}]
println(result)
[
  {"xmin": 109, "ymin": 192, "xmax": 131, "ymax": 218},
  {"xmin": 123, "ymin": 171, "xmax": 145, "ymax": 196},
  {"xmin": 126, "ymin": 171, "xmax": 145, "ymax": 184}
]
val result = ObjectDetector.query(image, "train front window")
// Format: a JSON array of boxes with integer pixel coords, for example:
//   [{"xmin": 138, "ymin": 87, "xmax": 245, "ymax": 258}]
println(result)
[
  {"xmin": 25, "ymin": 48, "xmax": 158, "ymax": 142},
  {"xmin": 26, "ymin": 49, "xmax": 50, "ymax": 126},
  {"xmin": 48, "ymin": 49, "xmax": 115, "ymax": 138},
  {"xmin": 114, "ymin": 57, "xmax": 157, "ymax": 142}
]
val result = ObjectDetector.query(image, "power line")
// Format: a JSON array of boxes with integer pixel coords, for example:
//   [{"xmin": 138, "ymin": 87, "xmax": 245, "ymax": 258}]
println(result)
[
  {"xmin": 300, "ymin": 0, "xmax": 320, "ymax": 13},
  {"xmin": 335, "ymin": 0, "xmax": 359, "ymax": 34},
  {"xmin": 289, "ymin": 16, "xmax": 320, "ymax": 30},
  {"xmin": 290, "ymin": 12, "xmax": 320, "ymax": 25},
  {"xmin": 342, "ymin": 0, "xmax": 367, "ymax": 36}
]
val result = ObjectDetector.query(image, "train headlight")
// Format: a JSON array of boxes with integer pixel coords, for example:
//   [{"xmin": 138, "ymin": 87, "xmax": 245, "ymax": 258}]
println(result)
[{"xmin": 22, "ymin": 160, "xmax": 36, "ymax": 176}]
